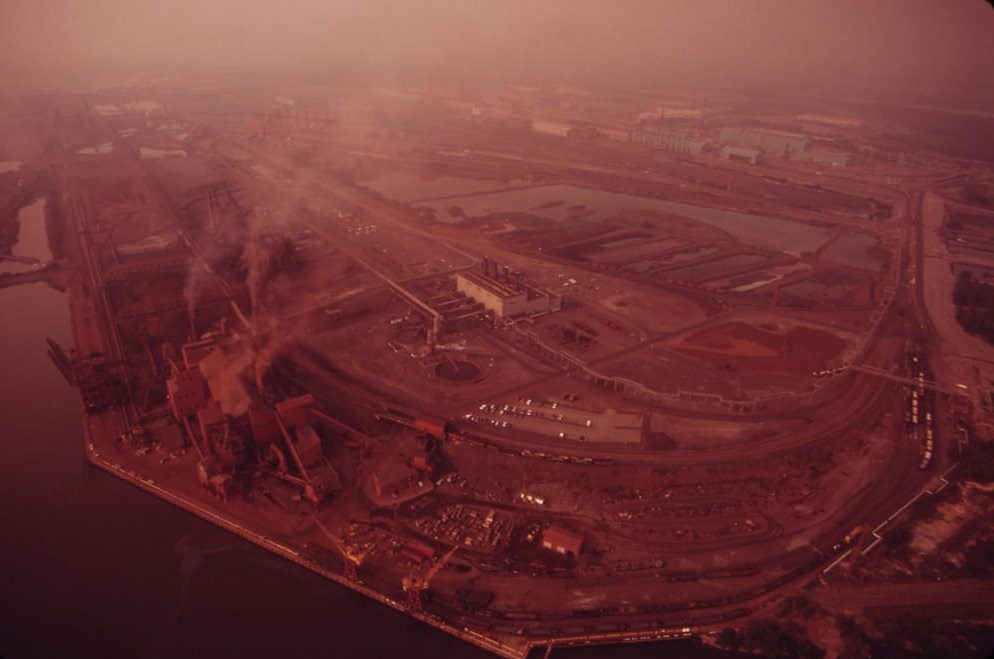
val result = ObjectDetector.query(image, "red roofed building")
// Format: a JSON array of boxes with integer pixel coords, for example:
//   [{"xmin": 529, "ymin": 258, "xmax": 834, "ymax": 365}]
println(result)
[{"xmin": 541, "ymin": 526, "xmax": 583, "ymax": 557}]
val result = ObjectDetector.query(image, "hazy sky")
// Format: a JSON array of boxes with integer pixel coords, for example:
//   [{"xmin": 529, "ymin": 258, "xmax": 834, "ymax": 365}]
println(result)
[{"xmin": 2, "ymin": 0, "xmax": 993, "ymax": 96}]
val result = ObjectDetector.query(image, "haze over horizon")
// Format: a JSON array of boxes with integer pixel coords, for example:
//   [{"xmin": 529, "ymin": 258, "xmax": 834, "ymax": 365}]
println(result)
[{"xmin": 2, "ymin": 0, "xmax": 993, "ymax": 102}]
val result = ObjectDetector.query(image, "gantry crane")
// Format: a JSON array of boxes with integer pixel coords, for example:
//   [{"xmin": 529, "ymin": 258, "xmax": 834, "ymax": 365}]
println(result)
[
  {"xmin": 310, "ymin": 514, "xmax": 365, "ymax": 582},
  {"xmin": 403, "ymin": 545, "xmax": 458, "ymax": 612}
]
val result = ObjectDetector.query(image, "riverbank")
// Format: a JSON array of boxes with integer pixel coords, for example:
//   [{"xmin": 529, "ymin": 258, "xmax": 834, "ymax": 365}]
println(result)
[
  {"xmin": 0, "ymin": 168, "xmax": 62, "ymax": 259},
  {"xmin": 0, "ymin": 262, "xmax": 69, "ymax": 290}
]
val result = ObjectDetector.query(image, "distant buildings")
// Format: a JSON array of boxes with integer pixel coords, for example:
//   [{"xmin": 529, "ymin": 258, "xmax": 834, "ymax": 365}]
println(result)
[
  {"xmin": 796, "ymin": 114, "xmax": 862, "ymax": 128},
  {"xmin": 531, "ymin": 119, "xmax": 571, "ymax": 137},
  {"xmin": 567, "ymin": 124, "xmax": 602, "ymax": 140},
  {"xmin": 534, "ymin": 113, "xmax": 849, "ymax": 168},
  {"xmin": 717, "ymin": 126, "xmax": 850, "ymax": 167},
  {"xmin": 631, "ymin": 129, "xmax": 708, "ymax": 155},
  {"xmin": 719, "ymin": 145, "xmax": 762, "ymax": 165},
  {"xmin": 636, "ymin": 105, "xmax": 704, "ymax": 122},
  {"xmin": 807, "ymin": 149, "xmax": 850, "ymax": 167},
  {"xmin": 719, "ymin": 127, "xmax": 809, "ymax": 157},
  {"xmin": 529, "ymin": 119, "xmax": 606, "ymax": 140}
]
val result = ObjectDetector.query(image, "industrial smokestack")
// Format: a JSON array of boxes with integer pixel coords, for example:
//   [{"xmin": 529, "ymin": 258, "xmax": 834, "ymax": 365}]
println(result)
[
  {"xmin": 502, "ymin": 265, "xmax": 510, "ymax": 283},
  {"xmin": 481, "ymin": 256, "xmax": 489, "ymax": 276}
]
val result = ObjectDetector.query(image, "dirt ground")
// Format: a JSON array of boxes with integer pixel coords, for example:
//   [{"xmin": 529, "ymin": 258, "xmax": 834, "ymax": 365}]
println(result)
[
  {"xmin": 676, "ymin": 321, "xmax": 848, "ymax": 375},
  {"xmin": 597, "ymin": 282, "xmax": 707, "ymax": 333}
]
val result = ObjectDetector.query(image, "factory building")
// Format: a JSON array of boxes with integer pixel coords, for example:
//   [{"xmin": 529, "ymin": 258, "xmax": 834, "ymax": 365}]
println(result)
[
  {"xmin": 806, "ymin": 149, "xmax": 850, "ymax": 167},
  {"xmin": 455, "ymin": 258, "xmax": 561, "ymax": 319},
  {"xmin": 164, "ymin": 332, "xmax": 339, "ymax": 504},
  {"xmin": 636, "ymin": 106, "xmax": 704, "ymax": 122},
  {"xmin": 719, "ymin": 145, "xmax": 762, "ymax": 165},
  {"xmin": 166, "ymin": 364, "xmax": 208, "ymax": 418},
  {"xmin": 541, "ymin": 526, "xmax": 584, "ymax": 557},
  {"xmin": 630, "ymin": 129, "xmax": 708, "ymax": 155},
  {"xmin": 567, "ymin": 124, "xmax": 602, "ymax": 140},
  {"xmin": 531, "ymin": 119, "xmax": 571, "ymax": 137},
  {"xmin": 600, "ymin": 126, "xmax": 631, "ymax": 142},
  {"xmin": 719, "ymin": 127, "xmax": 809, "ymax": 157},
  {"xmin": 795, "ymin": 114, "xmax": 862, "ymax": 128},
  {"xmin": 717, "ymin": 126, "xmax": 849, "ymax": 167}
]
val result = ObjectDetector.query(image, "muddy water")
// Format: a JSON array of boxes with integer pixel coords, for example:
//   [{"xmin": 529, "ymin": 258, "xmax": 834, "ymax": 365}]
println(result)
[
  {"xmin": 364, "ymin": 171, "xmax": 523, "ymax": 202},
  {"xmin": 415, "ymin": 184, "xmax": 833, "ymax": 255}
]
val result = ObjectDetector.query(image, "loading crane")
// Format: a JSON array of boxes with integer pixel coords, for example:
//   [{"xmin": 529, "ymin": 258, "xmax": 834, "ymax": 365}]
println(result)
[
  {"xmin": 310, "ymin": 514, "xmax": 365, "ymax": 582},
  {"xmin": 403, "ymin": 545, "xmax": 458, "ymax": 612},
  {"xmin": 47, "ymin": 337, "xmax": 124, "ymax": 412}
]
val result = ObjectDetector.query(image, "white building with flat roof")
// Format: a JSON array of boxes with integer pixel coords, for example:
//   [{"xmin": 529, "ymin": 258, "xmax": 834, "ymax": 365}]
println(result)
[
  {"xmin": 531, "ymin": 119, "xmax": 571, "ymax": 137},
  {"xmin": 456, "ymin": 259, "xmax": 562, "ymax": 319}
]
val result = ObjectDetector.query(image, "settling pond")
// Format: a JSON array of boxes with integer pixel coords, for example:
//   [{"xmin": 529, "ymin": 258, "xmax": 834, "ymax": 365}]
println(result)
[{"xmin": 414, "ymin": 184, "xmax": 833, "ymax": 255}]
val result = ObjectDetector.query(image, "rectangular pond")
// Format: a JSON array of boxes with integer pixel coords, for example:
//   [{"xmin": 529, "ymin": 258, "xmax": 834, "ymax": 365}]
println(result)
[
  {"xmin": 819, "ymin": 232, "xmax": 885, "ymax": 270},
  {"xmin": 364, "ymin": 171, "xmax": 526, "ymax": 202},
  {"xmin": 656, "ymin": 254, "xmax": 767, "ymax": 283},
  {"xmin": 416, "ymin": 184, "xmax": 833, "ymax": 255}
]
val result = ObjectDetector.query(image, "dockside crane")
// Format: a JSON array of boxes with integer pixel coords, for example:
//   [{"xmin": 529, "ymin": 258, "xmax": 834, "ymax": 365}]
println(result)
[
  {"xmin": 310, "ymin": 514, "xmax": 365, "ymax": 582},
  {"xmin": 47, "ymin": 337, "xmax": 124, "ymax": 411},
  {"xmin": 403, "ymin": 545, "xmax": 458, "ymax": 612}
]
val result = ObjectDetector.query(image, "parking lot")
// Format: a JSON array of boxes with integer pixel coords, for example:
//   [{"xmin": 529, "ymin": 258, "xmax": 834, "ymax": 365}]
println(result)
[{"xmin": 462, "ymin": 397, "xmax": 643, "ymax": 445}]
